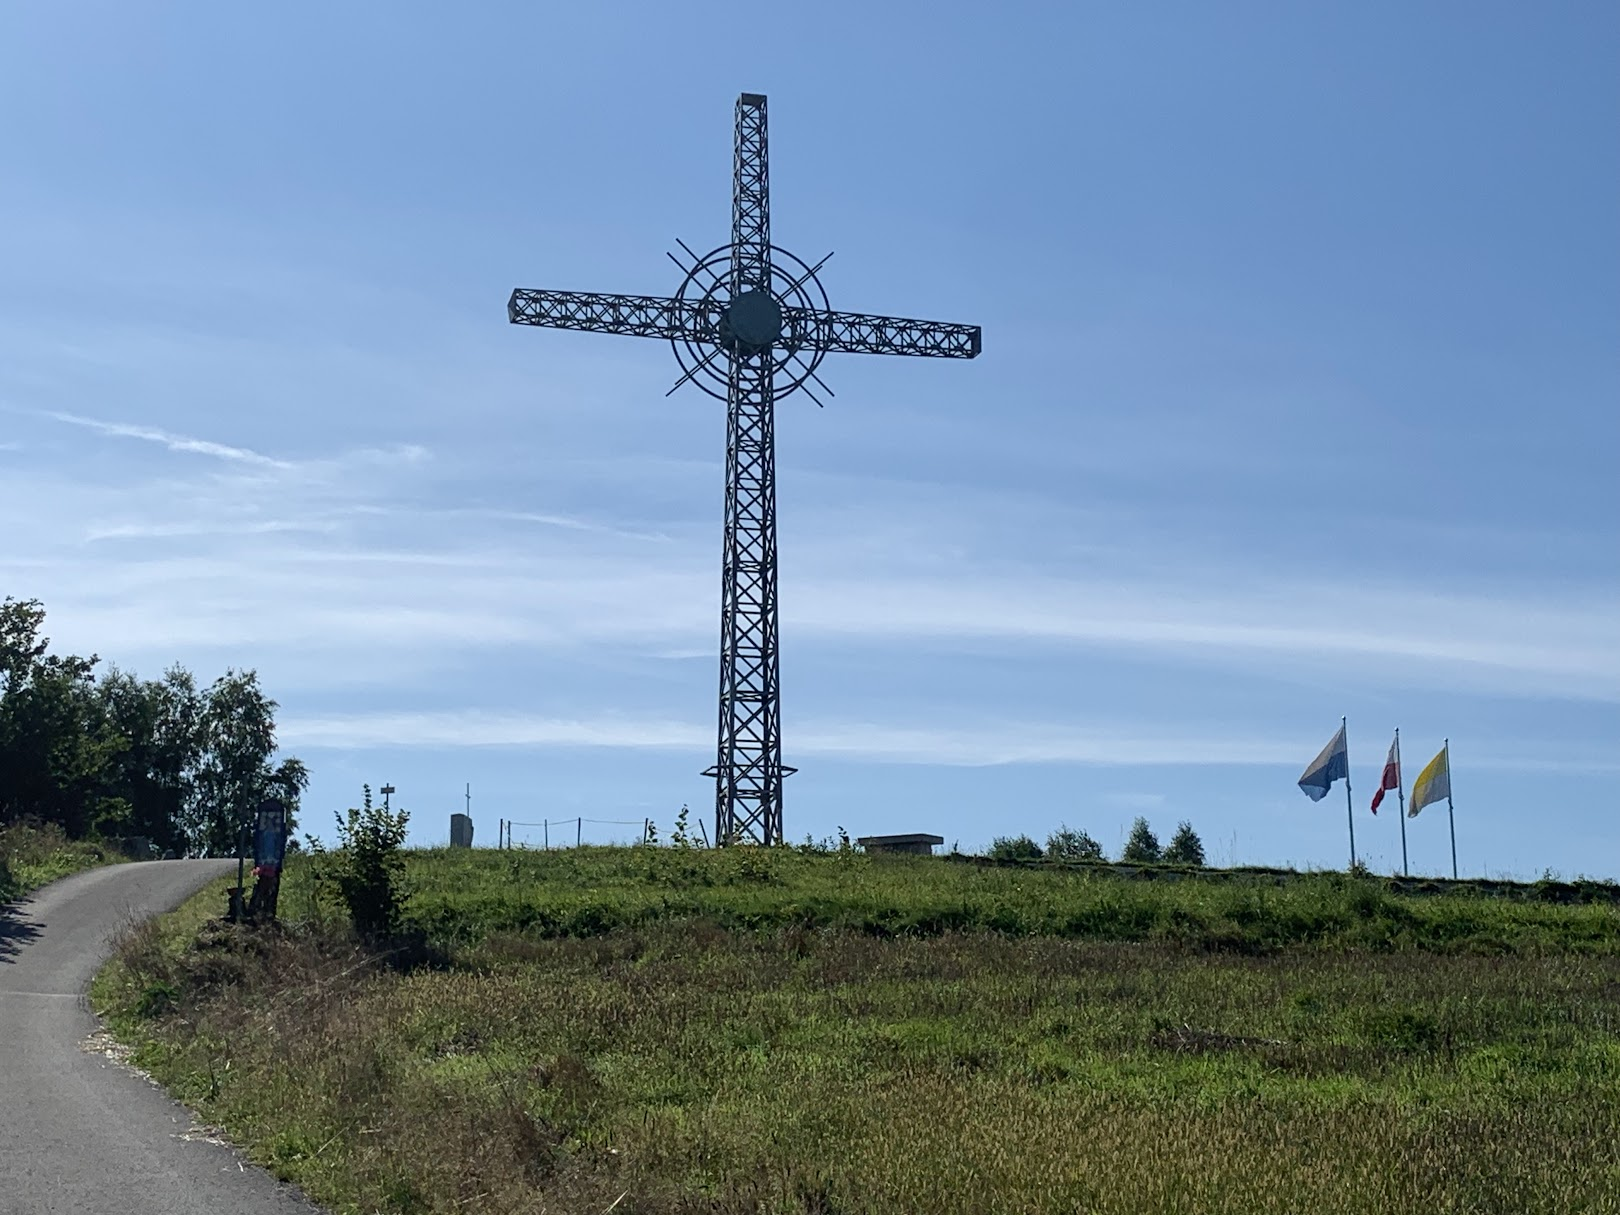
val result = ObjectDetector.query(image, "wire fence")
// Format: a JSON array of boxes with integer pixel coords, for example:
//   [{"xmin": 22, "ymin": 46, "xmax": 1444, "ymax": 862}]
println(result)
[{"xmin": 497, "ymin": 816, "xmax": 652, "ymax": 849}]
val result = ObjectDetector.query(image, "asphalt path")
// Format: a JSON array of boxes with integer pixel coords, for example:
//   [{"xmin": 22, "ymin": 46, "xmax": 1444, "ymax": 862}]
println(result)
[{"xmin": 0, "ymin": 861, "xmax": 322, "ymax": 1215}]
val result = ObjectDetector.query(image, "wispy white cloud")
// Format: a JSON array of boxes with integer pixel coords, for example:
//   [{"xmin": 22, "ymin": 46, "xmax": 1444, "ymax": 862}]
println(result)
[
  {"xmin": 47, "ymin": 410, "xmax": 293, "ymax": 469},
  {"xmin": 35, "ymin": 409, "xmax": 432, "ymax": 483},
  {"xmin": 787, "ymin": 574, "xmax": 1620, "ymax": 700},
  {"xmin": 277, "ymin": 708, "xmax": 1294, "ymax": 764},
  {"xmin": 343, "ymin": 444, "xmax": 431, "ymax": 467},
  {"xmin": 275, "ymin": 708, "xmax": 1620, "ymax": 776},
  {"xmin": 85, "ymin": 519, "xmax": 338, "ymax": 542},
  {"xmin": 14, "ymin": 517, "xmax": 1620, "ymax": 703},
  {"xmin": 482, "ymin": 509, "xmax": 670, "ymax": 542},
  {"xmin": 351, "ymin": 504, "xmax": 671, "ymax": 543},
  {"xmin": 4, "ymin": 406, "xmax": 1617, "ymax": 707},
  {"xmin": 791, "ymin": 721, "xmax": 1295, "ymax": 766},
  {"xmin": 280, "ymin": 710, "xmax": 706, "ymax": 751}
]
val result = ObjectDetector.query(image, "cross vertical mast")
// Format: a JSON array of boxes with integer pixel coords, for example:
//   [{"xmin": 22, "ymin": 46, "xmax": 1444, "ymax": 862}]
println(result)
[
  {"xmin": 713, "ymin": 92, "xmax": 787, "ymax": 846},
  {"xmin": 732, "ymin": 93, "xmax": 770, "ymax": 291},
  {"xmin": 507, "ymin": 92, "xmax": 980, "ymax": 850}
]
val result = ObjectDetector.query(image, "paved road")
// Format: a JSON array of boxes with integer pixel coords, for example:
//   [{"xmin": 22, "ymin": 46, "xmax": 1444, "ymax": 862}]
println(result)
[{"xmin": 0, "ymin": 861, "xmax": 322, "ymax": 1215}]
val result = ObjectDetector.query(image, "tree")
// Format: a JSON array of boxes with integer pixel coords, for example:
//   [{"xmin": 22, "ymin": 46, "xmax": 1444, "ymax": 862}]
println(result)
[
  {"xmin": 0, "ymin": 597, "xmax": 51, "ymax": 690},
  {"xmin": 988, "ymin": 834, "xmax": 1043, "ymax": 861},
  {"xmin": 1164, "ymin": 821, "xmax": 1206, "ymax": 867},
  {"xmin": 94, "ymin": 666, "xmax": 204, "ymax": 854},
  {"xmin": 0, "ymin": 599, "xmax": 307, "ymax": 854},
  {"xmin": 1121, "ymin": 817, "xmax": 1161, "ymax": 864},
  {"xmin": 186, "ymin": 670, "xmax": 306, "ymax": 856},
  {"xmin": 1046, "ymin": 824, "xmax": 1105, "ymax": 862},
  {"xmin": 0, "ymin": 624, "xmax": 119, "ymax": 836},
  {"xmin": 2, "ymin": 600, "xmax": 137, "ymax": 837}
]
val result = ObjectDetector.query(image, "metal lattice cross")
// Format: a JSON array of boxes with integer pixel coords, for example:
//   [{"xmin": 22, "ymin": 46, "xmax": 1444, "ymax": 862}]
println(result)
[{"xmin": 509, "ymin": 92, "xmax": 981, "ymax": 846}]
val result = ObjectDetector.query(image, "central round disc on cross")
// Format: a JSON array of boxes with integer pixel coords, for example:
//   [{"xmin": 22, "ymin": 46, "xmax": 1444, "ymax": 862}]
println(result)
[{"xmin": 719, "ymin": 288, "xmax": 783, "ymax": 354}]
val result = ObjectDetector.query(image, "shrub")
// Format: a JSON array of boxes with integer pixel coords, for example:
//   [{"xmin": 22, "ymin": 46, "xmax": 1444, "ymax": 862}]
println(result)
[
  {"xmin": 988, "ymin": 835, "xmax": 1043, "ymax": 861},
  {"xmin": 1046, "ymin": 825, "xmax": 1105, "ymax": 863},
  {"xmin": 1121, "ymin": 818, "xmax": 1161, "ymax": 864},
  {"xmin": 1164, "ymin": 822, "xmax": 1205, "ymax": 867},
  {"xmin": 317, "ymin": 785, "xmax": 410, "ymax": 939}
]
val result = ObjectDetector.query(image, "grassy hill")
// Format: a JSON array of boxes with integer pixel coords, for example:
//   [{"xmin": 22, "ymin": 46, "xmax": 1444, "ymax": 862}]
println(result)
[
  {"xmin": 397, "ymin": 844, "xmax": 1620, "ymax": 953},
  {"xmin": 98, "ymin": 846, "xmax": 1620, "ymax": 1215}
]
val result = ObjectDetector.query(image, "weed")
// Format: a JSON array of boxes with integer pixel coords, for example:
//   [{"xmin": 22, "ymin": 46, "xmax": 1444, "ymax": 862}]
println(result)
[{"xmin": 135, "ymin": 979, "xmax": 179, "ymax": 1018}]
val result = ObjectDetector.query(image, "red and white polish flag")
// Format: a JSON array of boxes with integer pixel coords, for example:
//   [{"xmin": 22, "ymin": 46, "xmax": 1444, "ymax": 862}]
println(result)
[{"xmin": 1370, "ymin": 733, "xmax": 1401, "ymax": 814}]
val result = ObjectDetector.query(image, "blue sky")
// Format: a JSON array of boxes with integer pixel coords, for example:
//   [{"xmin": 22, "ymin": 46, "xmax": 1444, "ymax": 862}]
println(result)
[{"xmin": 2, "ymin": 3, "xmax": 1616, "ymax": 877}]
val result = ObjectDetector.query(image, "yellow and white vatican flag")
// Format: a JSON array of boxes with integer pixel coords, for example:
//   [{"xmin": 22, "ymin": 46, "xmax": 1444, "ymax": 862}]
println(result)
[
  {"xmin": 1408, "ymin": 743, "xmax": 1450, "ymax": 818},
  {"xmin": 1409, "ymin": 739, "xmax": 1459, "ymax": 879}
]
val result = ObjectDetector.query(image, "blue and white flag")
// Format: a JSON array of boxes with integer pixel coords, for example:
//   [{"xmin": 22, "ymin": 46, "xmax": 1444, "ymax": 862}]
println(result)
[{"xmin": 1298, "ymin": 721, "xmax": 1349, "ymax": 802}]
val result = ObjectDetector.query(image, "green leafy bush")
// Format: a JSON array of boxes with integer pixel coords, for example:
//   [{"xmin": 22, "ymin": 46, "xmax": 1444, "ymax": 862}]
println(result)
[
  {"xmin": 988, "ymin": 834, "xmax": 1043, "ymax": 861},
  {"xmin": 1046, "ymin": 824, "xmax": 1105, "ymax": 862},
  {"xmin": 314, "ymin": 785, "xmax": 410, "ymax": 939}
]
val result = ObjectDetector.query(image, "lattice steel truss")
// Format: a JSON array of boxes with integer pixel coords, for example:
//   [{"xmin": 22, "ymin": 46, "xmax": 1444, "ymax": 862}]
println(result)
[{"xmin": 509, "ymin": 93, "xmax": 981, "ymax": 845}]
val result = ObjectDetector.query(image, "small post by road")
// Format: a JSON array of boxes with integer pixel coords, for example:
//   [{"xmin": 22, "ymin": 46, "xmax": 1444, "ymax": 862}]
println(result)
[{"xmin": 230, "ymin": 808, "xmax": 247, "ymax": 921}]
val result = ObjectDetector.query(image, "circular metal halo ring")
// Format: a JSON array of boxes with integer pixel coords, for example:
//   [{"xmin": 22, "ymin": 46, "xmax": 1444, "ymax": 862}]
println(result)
[{"xmin": 669, "ymin": 244, "xmax": 832, "ymax": 402}]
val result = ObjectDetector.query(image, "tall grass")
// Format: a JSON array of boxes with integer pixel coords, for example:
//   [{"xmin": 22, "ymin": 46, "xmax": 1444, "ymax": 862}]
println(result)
[{"xmin": 95, "ymin": 848, "xmax": 1620, "ymax": 1214}]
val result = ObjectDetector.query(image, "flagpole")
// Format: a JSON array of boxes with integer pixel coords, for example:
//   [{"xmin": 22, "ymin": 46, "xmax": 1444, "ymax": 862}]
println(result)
[
  {"xmin": 1444, "ymin": 738, "xmax": 1457, "ymax": 880},
  {"xmin": 1395, "ymin": 727, "xmax": 1408, "ymax": 877},
  {"xmin": 1343, "ymin": 716, "xmax": 1356, "ymax": 871}
]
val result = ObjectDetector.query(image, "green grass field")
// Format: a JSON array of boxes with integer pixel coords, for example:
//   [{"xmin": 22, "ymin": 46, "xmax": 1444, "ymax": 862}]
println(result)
[
  {"xmin": 0, "ymin": 822, "xmax": 117, "ymax": 903},
  {"xmin": 97, "ymin": 847, "xmax": 1620, "ymax": 1214},
  {"xmin": 395, "ymin": 844, "xmax": 1620, "ymax": 953}
]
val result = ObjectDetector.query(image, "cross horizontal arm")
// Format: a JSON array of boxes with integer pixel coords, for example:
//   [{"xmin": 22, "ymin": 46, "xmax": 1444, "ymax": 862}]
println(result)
[
  {"xmin": 784, "ymin": 307, "xmax": 981, "ymax": 359},
  {"xmin": 508, "ymin": 289, "xmax": 721, "ymax": 342}
]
